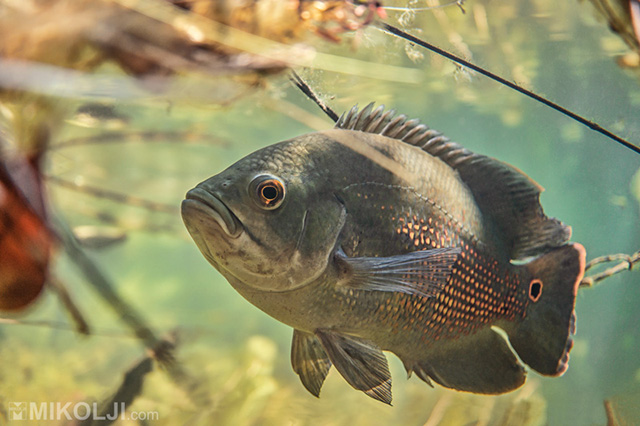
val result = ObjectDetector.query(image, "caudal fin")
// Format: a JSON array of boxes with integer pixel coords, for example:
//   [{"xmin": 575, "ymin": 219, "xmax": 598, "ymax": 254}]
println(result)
[{"xmin": 505, "ymin": 243, "xmax": 586, "ymax": 376}]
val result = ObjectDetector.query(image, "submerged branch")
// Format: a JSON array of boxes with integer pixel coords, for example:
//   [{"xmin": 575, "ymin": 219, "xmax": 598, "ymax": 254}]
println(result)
[
  {"xmin": 56, "ymin": 216, "xmax": 161, "ymax": 348},
  {"xmin": 377, "ymin": 22, "xmax": 640, "ymax": 156},
  {"xmin": 80, "ymin": 355, "xmax": 154, "ymax": 426},
  {"xmin": 0, "ymin": 317, "xmax": 94, "ymax": 332},
  {"xmin": 580, "ymin": 250, "xmax": 639, "ymax": 287},
  {"xmin": 54, "ymin": 218, "xmax": 211, "ymax": 407},
  {"xmin": 382, "ymin": 0, "xmax": 465, "ymax": 12},
  {"xmin": 46, "ymin": 175, "xmax": 177, "ymax": 215},
  {"xmin": 48, "ymin": 130, "xmax": 229, "ymax": 151},
  {"xmin": 604, "ymin": 398, "xmax": 621, "ymax": 426},
  {"xmin": 289, "ymin": 71, "xmax": 339, "ymax": 123},
  {"xmin": 48, "ymin": 276, "xmax": 91, "ymax": 335}
]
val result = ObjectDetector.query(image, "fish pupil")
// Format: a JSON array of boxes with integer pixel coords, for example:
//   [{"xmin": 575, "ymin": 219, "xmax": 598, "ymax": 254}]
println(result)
[{"xmin": 261, "ymin": 185, "xmax": 278, "ymax": 201}]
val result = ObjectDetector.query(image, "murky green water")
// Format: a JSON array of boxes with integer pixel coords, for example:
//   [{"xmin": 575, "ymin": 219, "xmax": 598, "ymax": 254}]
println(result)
[{"xmin": 1, "ymin": 1, "xmax": 639, "ymax": 425}]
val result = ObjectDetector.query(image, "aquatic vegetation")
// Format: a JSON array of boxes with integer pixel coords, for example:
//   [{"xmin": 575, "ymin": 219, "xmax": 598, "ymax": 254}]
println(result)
[
  {"xmin": 0, "ymin": 328, "xmax": 552, "ymax": 426},
  {"xmin": 585, "ymin": 0, "xmax": 640, "ymax": 72}
]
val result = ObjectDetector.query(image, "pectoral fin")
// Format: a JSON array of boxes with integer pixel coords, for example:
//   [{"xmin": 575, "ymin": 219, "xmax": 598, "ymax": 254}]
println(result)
[
  {"xmin": 337, "ymin": 247, "xmax": 460, "ymax": 298},
  {"xmin": 315, "ymin": 329, "xmax": 392, "ymax": 404},
  {"xmin": 291, "ymin": 329, "xmax": 332, "ymax": 397}
]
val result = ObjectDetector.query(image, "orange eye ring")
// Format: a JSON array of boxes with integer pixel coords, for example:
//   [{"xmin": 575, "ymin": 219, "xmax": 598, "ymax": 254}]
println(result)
[{"xmin": 250, "ymin": 175, "xmax": 286, "ymax": 210}]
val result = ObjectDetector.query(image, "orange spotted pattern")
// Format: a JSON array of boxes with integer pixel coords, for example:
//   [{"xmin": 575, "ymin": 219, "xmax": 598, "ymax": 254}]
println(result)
[
  {"xmin": 336, "ymin": 185, "xmax": 532, "ymax": 344},
  {"xmin": 378, "ymin": 208, "xmax": 529, "ymax": 342}
]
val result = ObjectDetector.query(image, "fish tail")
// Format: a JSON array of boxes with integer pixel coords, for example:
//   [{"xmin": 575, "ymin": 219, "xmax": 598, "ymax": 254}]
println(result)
[{"xmin": 505, "ymin": 243, "xmax": 586, "ymax": 376}]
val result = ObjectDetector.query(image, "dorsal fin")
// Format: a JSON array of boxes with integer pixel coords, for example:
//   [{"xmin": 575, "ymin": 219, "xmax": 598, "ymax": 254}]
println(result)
[{"xmin": 335, "ymin": 103, "xmax": 571, "ymax": 260}]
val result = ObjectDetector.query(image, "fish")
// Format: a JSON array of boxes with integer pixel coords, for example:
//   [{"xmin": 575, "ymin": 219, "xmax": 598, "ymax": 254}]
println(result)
[{"xmin": 181, "ymin": 103, "xmax": 587, "ymax": 404}]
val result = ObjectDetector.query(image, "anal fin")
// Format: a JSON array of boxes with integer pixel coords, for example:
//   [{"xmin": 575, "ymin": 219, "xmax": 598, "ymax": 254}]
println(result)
[
  {"xmin": 291, "ymin": 329, "xmax": 332, "ymax": 397},
  {"xmin": 315, "ymin": 329, "xmax": 392, "ymax": 404},
  {"xmin": 404, "ymin": 327, "xmax": 526, "ymax": 394}
]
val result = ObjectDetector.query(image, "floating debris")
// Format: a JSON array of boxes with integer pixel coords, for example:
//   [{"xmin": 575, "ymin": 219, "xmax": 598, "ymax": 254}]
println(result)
[
  {"xmin": 0, "ymin": 136, "xmax": 52, "ymax": 311},
  {"xmin": 68, "ymin": 103, "xmax": 130, "ymax": 130},
  {"xmin": 72, "ymin": 225, "xmax": 128, "ymax": 250}
]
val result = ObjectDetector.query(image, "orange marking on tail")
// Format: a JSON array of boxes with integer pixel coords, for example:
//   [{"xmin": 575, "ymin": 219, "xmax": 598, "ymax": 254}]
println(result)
[{"xmin": 529, "ymin": 279, "xmax": 543, "ymax": 302}]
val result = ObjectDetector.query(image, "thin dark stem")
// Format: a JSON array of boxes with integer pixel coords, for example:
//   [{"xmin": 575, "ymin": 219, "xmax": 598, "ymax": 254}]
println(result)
[
  {"xmin": 55, "ymin": 217, "xmax": 161, "ymax": 349},
  {"xmin": 45, "ymin": 175, "xmax": 177, "ymax": 215},
  {"xmin": 54, "ymin": 217, "xmax": 211, "ymax": 406},
  {"xmin": 48, "ymin": 131, "xmax": 228, "ymax": 151},
  {"xmin": 48, "ymin": 276, "xmax": 90, "ymax": 335},
  {"xmin": 378, "ymin": 22, "xmax": 640, "ymax": 155},
  {"xmin": 290, "ymin": 71, "xmax": 340, "ymax": 123}
]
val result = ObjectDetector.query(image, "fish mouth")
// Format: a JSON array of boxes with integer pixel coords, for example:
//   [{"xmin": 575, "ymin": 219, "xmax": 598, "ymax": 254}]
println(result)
[{"xmin": 182, "ymin": 187, "xmax": 242, "ymax": 239}]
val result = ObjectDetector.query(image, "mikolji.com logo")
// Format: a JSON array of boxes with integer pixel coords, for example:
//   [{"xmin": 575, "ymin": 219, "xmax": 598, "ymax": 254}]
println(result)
[
  {"xmin": 8, "ymin": 402, "xmax": 27, "ymax": 420},
  {"xmin": 7, "ymin": 401, "xmax": 159, "ymax": 422}
]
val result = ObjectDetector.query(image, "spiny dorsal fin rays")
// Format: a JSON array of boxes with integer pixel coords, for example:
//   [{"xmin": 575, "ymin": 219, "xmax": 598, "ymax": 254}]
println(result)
[
  {"xmin": 336, "ymin": 102, "xmax": 445, "ymax": 148},
  {"xmin": 334, "ymin": 103, "xmax": 570, "ymax": 260},
  {"xmin": 367, "ymin": 106, "xmax": 393, "ymax": 134},
  {"xmin": 353, "ymin": 102, "xmax": 375, "ymax": 130}
]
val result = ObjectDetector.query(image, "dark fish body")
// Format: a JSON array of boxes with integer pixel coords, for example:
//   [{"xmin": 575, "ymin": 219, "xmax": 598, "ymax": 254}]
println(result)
[{"xmin": 182, "ymin": 104, "xmax": 586, "ymax": 403}]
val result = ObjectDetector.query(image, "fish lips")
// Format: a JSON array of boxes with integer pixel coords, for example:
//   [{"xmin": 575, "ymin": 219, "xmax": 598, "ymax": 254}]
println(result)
[{"xmin": 182, "ymin": 187, "xmax": 243, "ymax": 239}]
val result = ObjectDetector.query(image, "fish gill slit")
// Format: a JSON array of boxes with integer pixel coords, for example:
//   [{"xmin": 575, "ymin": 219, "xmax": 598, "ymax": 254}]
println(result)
[{"xmin": 295, "ymin": 209, "xmax": 310, "ymax": 252}]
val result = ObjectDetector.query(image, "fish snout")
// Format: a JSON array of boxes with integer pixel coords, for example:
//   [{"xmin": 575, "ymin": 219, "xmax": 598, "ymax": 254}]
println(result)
[{"xmin": 182, "ymin": 187, "xmax": 242, "ymax": 239}]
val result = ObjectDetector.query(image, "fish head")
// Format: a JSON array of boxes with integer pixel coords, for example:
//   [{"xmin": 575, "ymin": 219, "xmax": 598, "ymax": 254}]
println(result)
[{"xmin": 181, "ymin": 137, "xmax": 346, "ymax": 293}]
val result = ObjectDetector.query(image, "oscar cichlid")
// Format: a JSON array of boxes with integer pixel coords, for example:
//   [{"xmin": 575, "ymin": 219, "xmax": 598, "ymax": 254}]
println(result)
[{"xmin": 181, "ymin": 104, "xmax": 586, "ymax": 404}]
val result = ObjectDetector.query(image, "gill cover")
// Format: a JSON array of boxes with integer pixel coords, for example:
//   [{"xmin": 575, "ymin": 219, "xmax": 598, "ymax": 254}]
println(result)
[{"xmin": 182, "ymin": 147, "xmax": 348, "ymax": 293}]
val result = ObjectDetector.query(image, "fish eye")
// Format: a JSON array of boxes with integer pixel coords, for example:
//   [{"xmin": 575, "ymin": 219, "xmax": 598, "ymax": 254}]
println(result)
[{"xmin": 250, "ymin": 175, "xmax": 286, "ymax": 210}]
